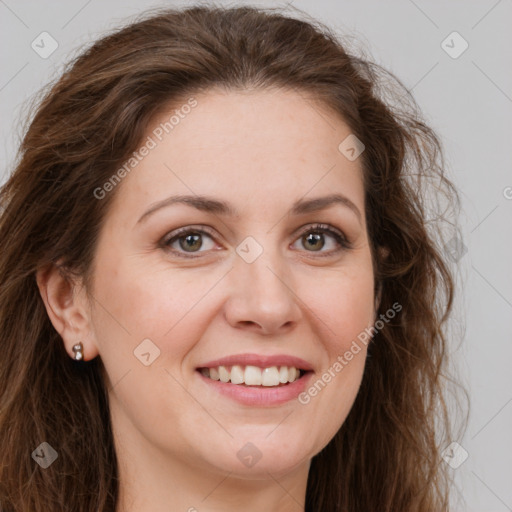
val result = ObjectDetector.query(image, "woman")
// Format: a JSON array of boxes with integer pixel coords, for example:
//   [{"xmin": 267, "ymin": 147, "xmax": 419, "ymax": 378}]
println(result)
[{"xmin": 0, "ymin": 4, "xmax": 467, "ymax": 511}]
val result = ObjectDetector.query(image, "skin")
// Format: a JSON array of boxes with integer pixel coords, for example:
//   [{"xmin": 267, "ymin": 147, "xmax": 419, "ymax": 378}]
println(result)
[{"xmin": 37, "ymin": 87, "xmax": 379, "ymax": 512}]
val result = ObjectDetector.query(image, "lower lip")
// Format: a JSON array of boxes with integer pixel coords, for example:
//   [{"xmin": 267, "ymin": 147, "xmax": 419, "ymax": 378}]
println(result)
[{"xmin": 196, "ymin": 370, "xmax": 313, "ymax": 406}]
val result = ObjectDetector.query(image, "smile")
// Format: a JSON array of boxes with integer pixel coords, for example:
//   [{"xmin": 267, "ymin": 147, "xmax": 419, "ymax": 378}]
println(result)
[
  {"xmin": 195, "ymin": 354, "xmax": 314, "ymax": 406},
  {"xmin": 199, "ymin": 365, "xmax": 306, "ymax": 387}
]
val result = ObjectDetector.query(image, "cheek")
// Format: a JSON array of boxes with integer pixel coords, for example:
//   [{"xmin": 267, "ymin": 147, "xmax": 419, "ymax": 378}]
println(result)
[
  {"xmin": 293, "ymin": 263, "xmax": 374, "ymax": 442},
  {"xmin": 301, "ymin": 263, "xmax": 376, "ymax": 350},
  {"xmin": 91, "ymin": 252, "xmax": 220, "ymax": 344},
  {"xmin": 89, "ymin": 257, "xmax": 220, "ymax": 447}
]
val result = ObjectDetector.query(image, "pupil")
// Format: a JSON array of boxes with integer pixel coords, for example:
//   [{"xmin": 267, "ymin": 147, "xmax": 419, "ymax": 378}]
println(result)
[
  {"xmin": 178, "ymin": 232, "xmax": 325, "ymax": 253},
  {"xmin": 180, "ymin": 233, "xmax": 202, "ymax": 252},
  {"xmin": 304, "ymin": 232, "xmax": 324, "ymax": 251}
]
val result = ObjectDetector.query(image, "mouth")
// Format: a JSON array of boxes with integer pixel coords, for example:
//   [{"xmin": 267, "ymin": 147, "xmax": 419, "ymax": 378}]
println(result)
[
  {"xmin": 197, "ymin": 365, "xmax": 310, "ymax": 387},
  {"xmin": 195, "ymin": 353, "xmax": 314, "ymax": 405}
]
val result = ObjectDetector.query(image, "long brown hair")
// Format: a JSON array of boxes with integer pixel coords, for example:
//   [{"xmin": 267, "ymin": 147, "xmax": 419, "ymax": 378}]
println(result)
[{"xmin": 0, "ymin": 4, "xmax": 468, "ymax": 511}]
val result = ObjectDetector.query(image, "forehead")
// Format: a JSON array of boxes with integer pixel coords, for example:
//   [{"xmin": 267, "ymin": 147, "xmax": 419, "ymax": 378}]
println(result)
[{"xmin": 107, "ymin": 88, "xmax": 365, "ymax": 223}]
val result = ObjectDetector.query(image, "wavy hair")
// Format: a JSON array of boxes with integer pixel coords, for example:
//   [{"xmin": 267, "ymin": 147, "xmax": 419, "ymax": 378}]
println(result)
[{"xmin": 0, "ymin": 4, "xmax": 468, "ymax": 511}]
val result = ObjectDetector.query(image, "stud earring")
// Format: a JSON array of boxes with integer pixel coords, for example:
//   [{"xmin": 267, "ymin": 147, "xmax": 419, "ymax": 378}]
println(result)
[{"xmin": 72, "ymin": 342, "xmax": 84, "ymax": 361}]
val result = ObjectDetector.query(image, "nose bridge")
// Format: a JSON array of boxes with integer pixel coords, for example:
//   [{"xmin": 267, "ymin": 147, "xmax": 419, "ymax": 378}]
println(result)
[
  {"xmin": 237, "ymin": 234, "xmax": 292, "ymax": 301},
  {"xmin": 225, "ymin": 232, "xmax": 301, "ymax": 333}
]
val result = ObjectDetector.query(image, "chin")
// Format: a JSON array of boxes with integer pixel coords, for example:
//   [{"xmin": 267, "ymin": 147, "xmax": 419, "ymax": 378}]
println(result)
[{"xmin": 196, "ymin": 430, "xmax": 316, "ymax": 478}]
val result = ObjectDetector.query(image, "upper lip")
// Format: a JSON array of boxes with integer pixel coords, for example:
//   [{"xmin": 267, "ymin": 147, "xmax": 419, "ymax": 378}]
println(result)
[{"xmin": 197, "ymin": 353, "xmax": 314, "ymax": 371}]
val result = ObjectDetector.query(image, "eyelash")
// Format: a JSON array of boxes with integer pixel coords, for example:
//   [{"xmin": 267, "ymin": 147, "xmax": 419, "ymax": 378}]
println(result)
[{"xmin": 161, "ymin": 223, "xmax": 352, "ymax": 259}]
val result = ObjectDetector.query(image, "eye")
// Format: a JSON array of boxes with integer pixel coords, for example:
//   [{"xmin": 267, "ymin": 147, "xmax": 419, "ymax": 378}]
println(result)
[
  {"xmin": 162, "ymin": 226, "xmax": 218, "ymax": 258},
  {"xmin": 161, "ymin": 223, "xmax": 352, "ymax": 259},
  {"xmin": 291, "ymin": 223, "xmax": 351, "ymax": 256}
]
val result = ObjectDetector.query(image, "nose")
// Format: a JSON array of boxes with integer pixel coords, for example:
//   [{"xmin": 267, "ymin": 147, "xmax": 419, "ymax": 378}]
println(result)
[{"xmin": 223, "ymin": 243, "xmax": 302, "ymax": 336}]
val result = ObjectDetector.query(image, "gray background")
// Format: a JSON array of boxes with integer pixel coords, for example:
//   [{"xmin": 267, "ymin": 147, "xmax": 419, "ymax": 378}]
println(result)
[{"xmin": 1, "ymin": 1, "xmax": 511, "ymax": 510}]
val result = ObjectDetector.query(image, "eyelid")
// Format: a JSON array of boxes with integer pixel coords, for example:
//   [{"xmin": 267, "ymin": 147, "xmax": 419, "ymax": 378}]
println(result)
[
  {"xmin": 161, "ymin": 222, "xmax": 352, "ymax": 258},
  {"xmin": 161, "ymin": 224, "xmax": 217, "ymax": 244},
  {"xmin": 293, "ymin": 222, "xmax": 352, "ymax": 253},
  {"xmin": 294, "ymin": 222, "xmax": 348, "ymax": 243}
]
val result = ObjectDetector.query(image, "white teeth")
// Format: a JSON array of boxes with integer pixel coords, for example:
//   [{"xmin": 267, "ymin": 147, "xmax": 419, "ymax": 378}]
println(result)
[
  {"xmin": 201, "ymin": 365, "xmax": 303, "ymax": 386},
  {"xmin": 218, "ymin": 366, "xmax": 230, "ymax": 383},
  {"xmin": 261, "ymin": 366, "xmax": 280, "ymax": 386},
  {"xmin": 244, "ymin": 365, "xmax": 262, "ymax": 385},
  {"xmin": 230, "ymin": 365, "xmax": 244, "ymax": 384}
]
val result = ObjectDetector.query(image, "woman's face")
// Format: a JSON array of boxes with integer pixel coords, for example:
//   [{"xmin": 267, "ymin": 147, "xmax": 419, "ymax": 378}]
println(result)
[{"xmin": 87, "ymin": 88, "xmax": 376, "ymax": 478}]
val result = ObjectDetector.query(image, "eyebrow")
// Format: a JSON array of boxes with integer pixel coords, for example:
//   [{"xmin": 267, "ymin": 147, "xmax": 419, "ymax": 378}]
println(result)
[{"xmin": 137, "ymin": 193, "xmax": 362, "ymax": 225}]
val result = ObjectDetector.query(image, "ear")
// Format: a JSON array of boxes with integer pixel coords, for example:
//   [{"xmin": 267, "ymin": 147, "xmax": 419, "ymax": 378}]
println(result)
[{"xmin": 36, "ymin": 263, "xmax": 99, "ymax": 361}]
